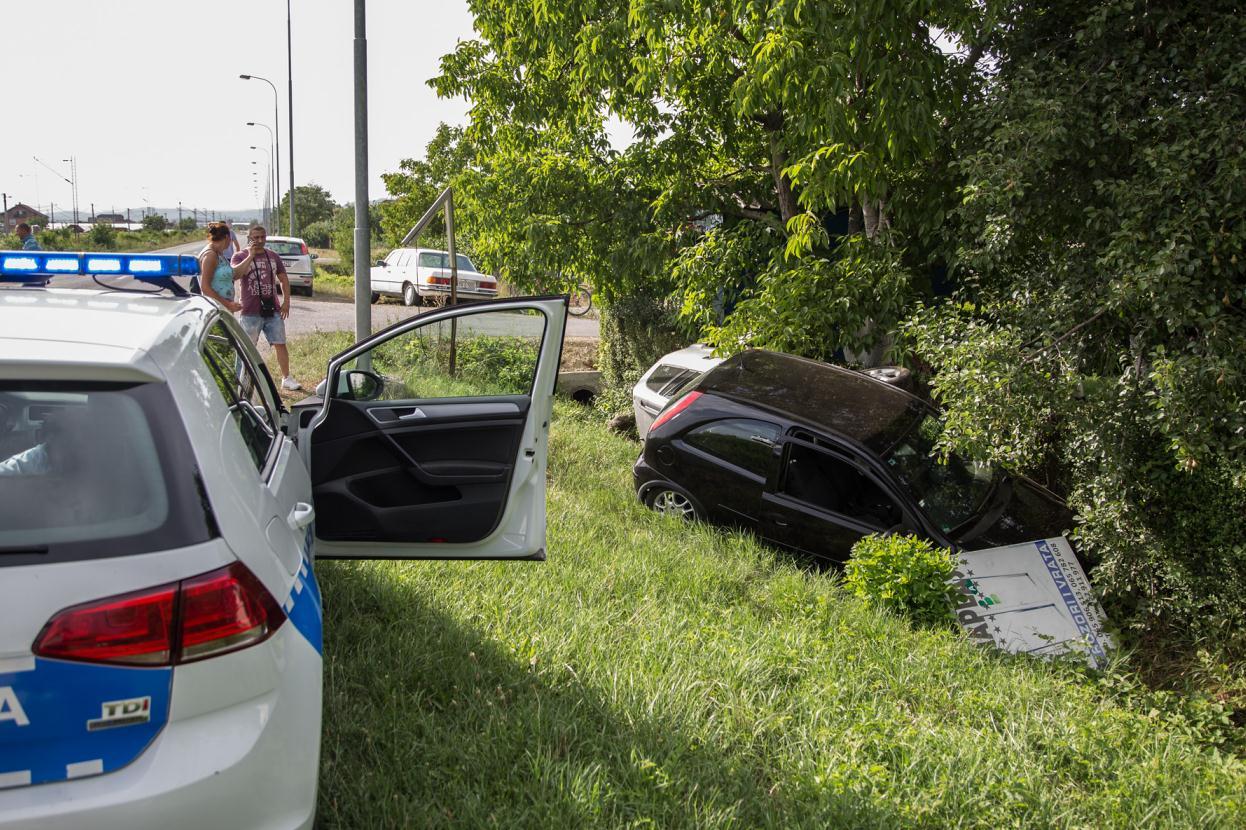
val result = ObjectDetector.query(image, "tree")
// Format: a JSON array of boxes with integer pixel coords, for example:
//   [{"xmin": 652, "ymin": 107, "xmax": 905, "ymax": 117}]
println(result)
[
  {"xmin": 142, "ymin": 214, "xmax": 169, "ymax": 231},
  {"xmin": 276, "ymin": 183, "xmax": 339, "ymax": 234},
  {"xmin": 377, "ymin": 123, "xmax": 472, "ymax": 247},
  {"xmin": 906, "ymin": 0, "xmax": 1246, "ymax": 649},
  {"xmin": 177, "ymin": 216, "xmax": 197, "ymax": 232},
  {"xmin": 432, "ymin": 0, "xmax": 992, "ymax": 360}
]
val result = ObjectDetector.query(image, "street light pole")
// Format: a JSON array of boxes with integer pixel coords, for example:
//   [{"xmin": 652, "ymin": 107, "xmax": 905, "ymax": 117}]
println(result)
[
  {"xmin": 240, "ymin": 75, "xmax": 280, "ymax": 230},
  {"xmin": 247, "ymin": 122, "xmax": 277, "ymax": 218},
  {"xmin": 287, "ymin": 0, "xmax": 296, "ymax": 237},
  {"xmin": 250, "ymin": 146, "xmax": 275, "ymax": 225},
  {"xmin": 353, "ymin": 0, "xmax": 370, "ymax": 344}
]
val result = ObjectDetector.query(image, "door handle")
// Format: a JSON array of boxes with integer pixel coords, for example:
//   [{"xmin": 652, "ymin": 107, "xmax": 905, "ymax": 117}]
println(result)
[
  {"xmin": 762, "ymin": 512, "xmax": 789, "ymax": 528},
  {"xmin": 287, "ymin": 502, "xmax": 315, "ymax": 531}
]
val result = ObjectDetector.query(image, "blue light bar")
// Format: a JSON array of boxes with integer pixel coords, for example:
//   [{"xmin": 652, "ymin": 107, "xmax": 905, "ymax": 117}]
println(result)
[{"xmin": 0, "ymin": 251, "xmax": 200, "ymax": 282}]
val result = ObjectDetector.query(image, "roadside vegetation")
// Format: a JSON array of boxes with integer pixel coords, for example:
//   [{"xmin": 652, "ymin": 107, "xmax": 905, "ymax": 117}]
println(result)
[
  {"xmin": 275, "ymin": 331, "xmax": 1244, "ymax": 828},
  {"xmin": 1, "ymin": 225, "xmax": 203, "ymax": 253},
  {"xmin": 354, "ymin": 0, "xmax": 1246, "ymax": 693}
]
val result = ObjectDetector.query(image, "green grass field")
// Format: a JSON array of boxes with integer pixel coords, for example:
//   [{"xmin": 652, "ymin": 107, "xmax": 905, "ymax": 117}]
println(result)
[{"xmin": 276, "ymin": 333, "xmax": 1245, "ymax": 829}]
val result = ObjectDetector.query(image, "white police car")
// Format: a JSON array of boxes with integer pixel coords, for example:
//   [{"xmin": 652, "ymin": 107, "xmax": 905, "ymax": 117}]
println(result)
[{"xmin": 0, "ymin": 250, "xmax": 567, "ymax": 828}]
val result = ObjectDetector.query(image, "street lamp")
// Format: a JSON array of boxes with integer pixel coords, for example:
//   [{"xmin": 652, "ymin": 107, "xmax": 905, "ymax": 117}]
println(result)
[
  {"xmin": 250, "ymin": 146, "xmax": 275, "ymax": 218},
  {"xmin": 240, "ymin": 73, "xmax": 284, "ymax": 231},
  {"xmin": 246, "ymin": 121, "xmax": 277, "ymax": 221}
]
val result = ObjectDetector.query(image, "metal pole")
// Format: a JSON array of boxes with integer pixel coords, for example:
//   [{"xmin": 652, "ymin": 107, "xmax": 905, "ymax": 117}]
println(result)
[
  {"xmin": 446, "ymin": 191, "xmax": 458, "ymax": 377},
  {"xmin": 287, "ymin": 0, "xmax": 296, "ymax": 236},
  {"xmin": 352, "ymin": 0, "xmax": 371, "ymax": 349}
]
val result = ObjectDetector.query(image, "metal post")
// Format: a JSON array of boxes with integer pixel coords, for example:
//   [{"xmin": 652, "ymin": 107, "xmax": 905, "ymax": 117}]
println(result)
[
  {"xmin": 287, "ymin": 0, "xmax": 296, "ymax": 236},
  {"xmin": 446, "ymin": 191, "xmax": 458, "ymax": 377},
  {"xmin": 352, "ymin": 0, "xmax": 371, "ymax": 352}
]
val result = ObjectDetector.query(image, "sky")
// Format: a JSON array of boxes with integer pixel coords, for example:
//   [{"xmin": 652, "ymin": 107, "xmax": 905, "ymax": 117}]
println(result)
[{"xmin": 1, "ymin": 0, "xmax": 477, "ymax": 220}]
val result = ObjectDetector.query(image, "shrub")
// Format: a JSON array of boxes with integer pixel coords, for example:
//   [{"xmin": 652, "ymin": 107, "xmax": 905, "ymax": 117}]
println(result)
[
  {"xmin": 844, "ymin": 534, "xmax": 959, "ymax": 628},
  {"xmin": 301, "ymin": 220, "xmax": 332, "ymax": 249},
  {"xmin": 88, "ymin": 222, "xmax": 117, "ymax": 248}
]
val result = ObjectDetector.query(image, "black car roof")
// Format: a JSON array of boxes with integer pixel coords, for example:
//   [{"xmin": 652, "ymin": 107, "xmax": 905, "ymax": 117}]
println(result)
[{"xmin": 695, "ymin": 349, "xmax": 933, "ymax": 454}]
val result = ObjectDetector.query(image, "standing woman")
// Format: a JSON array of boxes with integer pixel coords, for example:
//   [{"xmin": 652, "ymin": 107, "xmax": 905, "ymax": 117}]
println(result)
[{"xmin": 199, "ymin": 222, "xmax": 253, "ymax": 312}]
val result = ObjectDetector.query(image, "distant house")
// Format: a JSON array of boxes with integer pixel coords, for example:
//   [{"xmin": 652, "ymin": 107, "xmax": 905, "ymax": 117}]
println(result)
[
  {"xmin": 3, "ymin": 203, "xmax": 49, "ymax": 232},
  {"xmin": 92, "ymin": 213, "xmax": 126, "ymax": 225}
]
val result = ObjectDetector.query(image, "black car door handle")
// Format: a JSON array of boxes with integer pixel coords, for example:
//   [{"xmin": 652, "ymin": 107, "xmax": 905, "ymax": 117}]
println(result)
[{"xmin": 762, "ymin": 513, "xmax": 789, "ymax": 528}]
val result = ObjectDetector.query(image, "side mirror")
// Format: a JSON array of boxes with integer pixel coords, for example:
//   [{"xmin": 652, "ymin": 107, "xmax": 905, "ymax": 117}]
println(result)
[
  {"xmin": 374, "ymin": 259, "xmax": 386, "ymax": 267},
  {"xmin": 343, "ymin": 369, "xmax": 384, "ymax": 402}
]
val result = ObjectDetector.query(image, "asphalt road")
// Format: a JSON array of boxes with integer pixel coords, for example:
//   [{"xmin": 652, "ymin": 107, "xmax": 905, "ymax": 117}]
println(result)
[{"xmin": 49, "ymin": 239, "xmax": 601, "ymax": 340}]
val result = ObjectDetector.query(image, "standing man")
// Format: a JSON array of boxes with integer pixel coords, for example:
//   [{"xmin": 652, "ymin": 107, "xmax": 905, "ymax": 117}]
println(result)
[
  {"xmin": 15, "ymin": 223, "xmax": 39, "ymax": 251},
  {"xmin": 232, "ymin": 225, "xmax": 302, "ymax": 391}
]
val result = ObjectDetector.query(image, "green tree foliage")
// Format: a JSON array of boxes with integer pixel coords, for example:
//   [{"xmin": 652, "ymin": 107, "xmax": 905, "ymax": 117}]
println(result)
[
  {"xmin": 177, "ymin": 216, "xmax": 197, "ymax": 232},
  {"xmin": 89, "ymin": 222, "xmax": 117, "ymax": 247},
  {"xmin": 377, "ymin": 123, "xmax": 471, "ymax": 247},
  {"xmin": 141, "ymin": 214, "xmax": 168, "ymax": 231},
  {"xmin": 276, "ymin": 183, "xmax": 339, "ymax": 234},
  {"xmin": 431, "ymin": 0, "xmax": 991, "ymax": 358},
  {"xmin": 905, "ymin": 0, "xmax": 1246, "ymax": 648}
]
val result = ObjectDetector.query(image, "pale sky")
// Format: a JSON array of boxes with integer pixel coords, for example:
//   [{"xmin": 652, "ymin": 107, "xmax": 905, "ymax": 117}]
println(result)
[{"xmin": 1, "ymin": 0, "xmax": 476, "ymax": 219}]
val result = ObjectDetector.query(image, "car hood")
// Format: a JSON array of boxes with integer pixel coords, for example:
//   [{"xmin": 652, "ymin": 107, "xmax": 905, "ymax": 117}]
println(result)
[{"xmin": 956, "ymin": 476, "xmax": 1074, "ymax": 550}]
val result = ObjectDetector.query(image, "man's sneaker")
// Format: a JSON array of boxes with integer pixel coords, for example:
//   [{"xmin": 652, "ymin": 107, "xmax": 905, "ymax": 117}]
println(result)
[{"xmin": 281, "ymin": 376, "xmax": 303, "ymax": 391}]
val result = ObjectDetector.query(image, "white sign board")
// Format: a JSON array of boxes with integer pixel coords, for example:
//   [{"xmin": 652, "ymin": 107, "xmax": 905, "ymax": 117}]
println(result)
[{"xmin": 949, "ymin": 537, "xmax": 1114, "ymax": 669}]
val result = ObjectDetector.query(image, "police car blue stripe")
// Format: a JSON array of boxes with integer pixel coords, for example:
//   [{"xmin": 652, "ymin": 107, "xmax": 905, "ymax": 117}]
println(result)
[
  {"xmin": 0, "ymin": 659, "xmax": 172, "ymax": 788},
  {"xmin": 281, "ymin": 524, "xmax": 323, "ymax": 655}
]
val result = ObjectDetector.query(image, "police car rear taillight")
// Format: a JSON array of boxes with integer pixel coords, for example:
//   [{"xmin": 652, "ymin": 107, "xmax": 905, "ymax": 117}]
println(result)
[
  {"xmin": 32, "ymin": 563, "xmax": 285, "ymax": 667},
  {"xmin": 33, "ymin": 584, "xmax": 177, "ymax": 666},
  {"xmin": 179, "ymin": 563, "xmax": 285, "ymax": 662}
]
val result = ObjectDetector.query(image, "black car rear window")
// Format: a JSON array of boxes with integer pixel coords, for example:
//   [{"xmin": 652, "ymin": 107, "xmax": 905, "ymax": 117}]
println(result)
[{"xmin": 0, "ymin": 381, "xmax": 215, "ymax": 567}]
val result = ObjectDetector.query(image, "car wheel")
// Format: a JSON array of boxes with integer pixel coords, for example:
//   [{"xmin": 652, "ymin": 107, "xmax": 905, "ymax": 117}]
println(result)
[
  {"xmin": 862, "ymin": 365, "xmax": 913, "ymax": 390},
  {"xmin": 402, "ymin": 282, "xmax": 418, "ymax": 307},
  {"xmin": 645, "ymin": 486, "xmax": 700, "ymax": 521}
]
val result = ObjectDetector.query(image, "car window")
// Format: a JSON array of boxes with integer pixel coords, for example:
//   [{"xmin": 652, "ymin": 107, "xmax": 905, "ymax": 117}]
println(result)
[
  {"xmin": 645, "ymin": 364, "xmax": 696, "ymax": 396},
  {"xmin": 266, "ymin": 240, "xmax": 302, "ymax": 256},
  {"xmin": 683, "ymin": 418, "xmax": 780, "ymax": 478},
  {"xmin": 780, "ymin": 441, "xmax": 901, "ymax": 530},
  {"xmin": 337, "ymin": 307, "xmax": 547, "ymax": 400},
  {"xmin": 885, "ymin": 415, "xmax": 997, "ymax": 532},
  {"xmin": 201, "ymin": 321, "xmax": 278, "ymax": 471},
  {"xmin": 456, "ymin": 254, "xmax": 476, "ymax": 272},
  {"xmin": 0, "ymin": 382, "xmax": 214, "ymax": 565},
  {"xmin": 418, "ymin": 252, "xmax": 445, "ymax": 269}
]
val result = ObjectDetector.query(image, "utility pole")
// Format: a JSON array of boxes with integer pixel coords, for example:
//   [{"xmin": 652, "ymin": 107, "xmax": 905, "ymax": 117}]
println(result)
[
  {"xmin": 178, "ymin": 202, "xmax": 183, "ymax": 224},
  {"xmin": 352, "ymin": 0, "xmax": 370, "ymax": 345},
  {"xmin": 2, "ymin": 193, "xmax": 8, "ymax": 231},
  {"xmin": 287, "ymin": 0, "xmax": 296, "ymax": 236},
  {"xmin": 90, "ymin": 202, "xmax": 95, "ymax": 222}
]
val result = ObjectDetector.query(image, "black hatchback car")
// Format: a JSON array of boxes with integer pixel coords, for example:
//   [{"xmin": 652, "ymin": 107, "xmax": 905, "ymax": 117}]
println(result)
[{"xmin": 633, "ymin": 350, "xmax": 1072, "ymax": 561}]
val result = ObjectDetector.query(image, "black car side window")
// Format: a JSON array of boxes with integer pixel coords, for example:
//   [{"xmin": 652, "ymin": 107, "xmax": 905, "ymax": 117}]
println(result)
[
  {"xmin": 781, "ymin": 442, "xmax": 901, "ymax": 530},
  {"xmin": 684, "ymin": 419, "xmax": 781, "ymax": 477}
]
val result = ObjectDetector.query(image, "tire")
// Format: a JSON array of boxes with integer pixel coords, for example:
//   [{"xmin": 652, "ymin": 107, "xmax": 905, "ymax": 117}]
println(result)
[
  {"xmin": 370, "ymin": 292, "xmax": 380, "ymax": 304},
  {"xmin": 568, "ymin": 286, "xmax": 593, "ymax": 317},
  {"xmin": 643, "ymin": 485, "xmax": 700, "ymax": 521},
  {"xmin": 402, "ymin": 282, "xmax": 418, "ymax": 307},
  {"xmin": 862, "ymin": 365, "xmax": 912, "ymax": 391}
]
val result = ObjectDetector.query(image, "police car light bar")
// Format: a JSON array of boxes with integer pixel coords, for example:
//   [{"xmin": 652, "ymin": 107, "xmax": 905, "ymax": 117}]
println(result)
[{"xmin": 0, "ymin": 251, "xmax": 200, "ymax": 283}]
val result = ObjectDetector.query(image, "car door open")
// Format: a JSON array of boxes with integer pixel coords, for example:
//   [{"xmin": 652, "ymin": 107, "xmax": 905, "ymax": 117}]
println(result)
[{"xmin": 307, "ymin": 297, "xmax": 567, "ymax": 559}]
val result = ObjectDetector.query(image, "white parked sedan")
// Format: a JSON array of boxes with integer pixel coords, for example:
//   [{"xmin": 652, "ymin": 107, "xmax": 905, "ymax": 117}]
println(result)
[
  {"xmin": 633, "ymin": 344, "xmax": 724, "ymax": 436},
  {"xmin": 0, "ymin": 250, "xmax": 566, "ymax": 829},
  {"xmin": 370, "ymin": 247, "xmax": 499, "ymax": 306}
]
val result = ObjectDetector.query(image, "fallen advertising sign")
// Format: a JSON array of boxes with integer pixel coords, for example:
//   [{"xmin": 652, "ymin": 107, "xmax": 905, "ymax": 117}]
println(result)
[{"xmin": 950, "ymin": 537, "xmax": 1114, "ymax": 669}]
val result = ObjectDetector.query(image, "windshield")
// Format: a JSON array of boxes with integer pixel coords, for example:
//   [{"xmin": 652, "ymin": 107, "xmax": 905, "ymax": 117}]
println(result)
[
  {"xmin": 418, "ymin": 251, "xmax": 477, "ymax": 272},
  {"xmin": 0, "ymin": 381, "xmax": 214, "ymax": 566},
  {"xmin": 266, "ymin": 240, "xmax": 304, "ymax": 256},
  {"xmin": 884, "ymin": 415, "xmax": 998, "ymax": 533}
]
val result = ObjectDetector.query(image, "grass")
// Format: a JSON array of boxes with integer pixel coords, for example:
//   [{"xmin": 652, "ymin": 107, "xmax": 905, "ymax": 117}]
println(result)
[{"xmin": 278, "ymin": 332, "xmax": 1246, "ymax": 828}]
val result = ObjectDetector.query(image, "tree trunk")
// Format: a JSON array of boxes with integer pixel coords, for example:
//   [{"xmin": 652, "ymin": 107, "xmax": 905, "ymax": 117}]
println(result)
[
  {"xmin": 848, "ymin": 197, "xmax": 863, "ymax": 235},
  {"xmin": 769, "ymin": 134, "xmax": 799, "ymax": 227}
]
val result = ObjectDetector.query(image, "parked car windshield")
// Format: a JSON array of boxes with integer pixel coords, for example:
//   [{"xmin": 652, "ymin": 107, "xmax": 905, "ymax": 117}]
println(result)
[
  {"xmin": 266, "ymin": 240, "xmax": 304, "ymax": 256},
  {"xmin": 418, "ymin": 252, "xmax": 477, "ymax": 272},
  {"xmin": 884, "ymin": 415, "xmax": 998, "ymax": 533}
]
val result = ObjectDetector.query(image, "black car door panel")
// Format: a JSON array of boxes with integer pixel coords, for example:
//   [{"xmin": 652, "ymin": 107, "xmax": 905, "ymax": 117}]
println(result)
[{"xmin": 312, "ymin": 396, "xmax": 529, "ymax": 544}]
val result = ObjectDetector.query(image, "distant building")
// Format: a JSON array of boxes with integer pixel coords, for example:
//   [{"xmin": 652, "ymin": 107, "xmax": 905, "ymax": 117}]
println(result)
[
  {"xmin": 92, "ymin": 213, "xmax": 126, "ymax": 225},
  {"xmin": 3, "ymin": 203, "xmax": 49, "ymax": 232}
]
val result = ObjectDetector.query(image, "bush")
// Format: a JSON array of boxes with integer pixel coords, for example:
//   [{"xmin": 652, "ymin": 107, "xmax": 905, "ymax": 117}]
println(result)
[
  {"xmin": 301, "ymin": 220, "xmax": 332, "ymax": 249},
  {"xmin": 177, "ymin": 216, "xmax": 197, "ymax": 232},
  {"xmin": 843, "ymin": 534, "xmax": 959, "ymax": 627},
  {"xmin": 88, "ymin": 222, "xmax": 117, "ymax": 248},
  {"xmin": 141, "ymin": 214, "xmax": 169, "ymax": 231}
]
